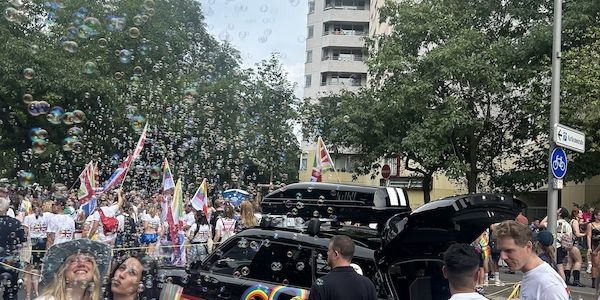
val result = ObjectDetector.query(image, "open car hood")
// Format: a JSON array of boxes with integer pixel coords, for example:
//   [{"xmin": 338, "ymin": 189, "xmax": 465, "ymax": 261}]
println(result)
[{"xmin": 376, "ymin": 193, "xmax": 524, "ymax": 265}]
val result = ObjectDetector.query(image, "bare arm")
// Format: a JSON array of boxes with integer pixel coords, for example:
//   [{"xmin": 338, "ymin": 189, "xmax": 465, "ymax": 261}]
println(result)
[
  {"xmin": 587, "ymin": 223, "xmax": 593, "ymax": 251},
  {"xmin": 116, "ymin": 189, "xmax": 124, "ymax": 209},
  {"xmin": 88, "ymin": 220, "xmax": 98, "ymax": 239},
  {"xmin": 46, "ymin": 233, "xmax": 54, "ymax": 249}
]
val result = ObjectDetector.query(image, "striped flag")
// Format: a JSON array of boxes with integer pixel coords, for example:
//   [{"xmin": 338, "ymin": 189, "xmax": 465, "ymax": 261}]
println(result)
[
  {"xmin": 191, "ymin": 178, "xmax": 209, "ymax": 218},
  {"xmin": 81, "ymin": 196, "xmax": 97, "ymax": 217},
  {"xmin": 168, "ymin": 178, "xmax": 186, "ymax": 265},
  {"xmin": 78, "ymin": 161, "xmax": 96, "ymax": 203},
  {"xmin": 98, "ymin": 123, "xmax": 148, "ymax": 193},
  {"xmin": 162, "ymin": 158, "xmax": 175, "ymax": 192},
  {"xmin": 311, "ymin": 136, "xmax": 338, "ymax": 182}
]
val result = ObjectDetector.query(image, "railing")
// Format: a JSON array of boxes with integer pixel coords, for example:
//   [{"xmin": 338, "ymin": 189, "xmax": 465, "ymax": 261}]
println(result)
[
  {"xmin": 322, "ymin": 55, "xmax": 364, "ymax": 61},
  {"xmin": 324, "ymin": 4, "xmax": 367, "ymax": 10},
  {"xmin": 320, "ymin": 80, "xmax": 364, "ymax": 87},
  {"xmin": 323, "ymin": 30, "xmax": 367, "ymax": 36}
]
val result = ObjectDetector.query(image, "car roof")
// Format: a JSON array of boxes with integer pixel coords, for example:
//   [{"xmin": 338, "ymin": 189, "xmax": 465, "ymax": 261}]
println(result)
[{"xmin": 236, "ymin": 226, "xmax": 378, "ymax": 259}]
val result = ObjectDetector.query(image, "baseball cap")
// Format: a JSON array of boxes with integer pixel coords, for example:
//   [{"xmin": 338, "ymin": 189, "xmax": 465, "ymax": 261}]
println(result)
[{"xmin": 536, "ymin": 230, "xmax": 554, "ymax": 247}]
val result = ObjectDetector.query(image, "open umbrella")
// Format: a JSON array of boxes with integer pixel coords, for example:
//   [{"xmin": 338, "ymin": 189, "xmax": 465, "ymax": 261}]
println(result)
[{"xmin": 222, "ymin": 189, "xmax": 250, "ymax": 207}]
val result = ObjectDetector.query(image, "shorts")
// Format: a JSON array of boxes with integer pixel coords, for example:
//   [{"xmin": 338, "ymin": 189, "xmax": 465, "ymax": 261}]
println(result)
[
  {"xmin": 139, "ymin": 233, "xmax": 159, "ymax": 245},
  {"xmin": 557, "ymin": 247, "xmax": 568, "ymax": 264},
  {"xmin": 31, "ymin": 238, "xmax": 47, "ymax": 266}
]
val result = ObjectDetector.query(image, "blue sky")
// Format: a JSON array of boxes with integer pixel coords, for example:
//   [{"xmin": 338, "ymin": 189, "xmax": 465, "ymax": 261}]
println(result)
[{"xmin": 199, "ymin": 0, "xmax": 308, "ymax": 97}]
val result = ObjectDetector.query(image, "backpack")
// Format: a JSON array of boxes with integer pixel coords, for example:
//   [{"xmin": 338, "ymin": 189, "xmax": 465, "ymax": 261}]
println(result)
[
  {"xmin": 98, "ymin": 208, "xmax": 119, "ymax": 233},
  {"xmin": 557, "ymin": 219, "xmax": 573, "ymax": 249}
]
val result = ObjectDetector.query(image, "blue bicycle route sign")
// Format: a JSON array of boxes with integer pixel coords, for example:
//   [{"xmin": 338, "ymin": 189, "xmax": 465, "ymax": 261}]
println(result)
[{"xmin": 551, "ymin": 147, "xmax": 567, "ymax": 179}]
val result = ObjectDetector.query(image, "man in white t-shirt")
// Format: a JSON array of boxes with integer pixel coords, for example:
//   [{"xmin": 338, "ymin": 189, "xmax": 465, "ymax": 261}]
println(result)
[
  {"xmin": 442, "ymin": 243, "xmax": 488, "ymax": 300},
  {"xmin": 88, "ymin": 189, "xmax": 124, "ymax": 247},
  {"xmin": 183, "ymin": 203, "xmax": 196, "ymax": 231},
  {"xmin": 46, "ymin": 200, "xmax": 75, "ymax": 247},
  {"xmin": 494, "ymin": 220, "xmax": 570, "ymax": 300},
  {"xmin": 22, "ymin": 202, "xmax": 48, "ymax": 299}
]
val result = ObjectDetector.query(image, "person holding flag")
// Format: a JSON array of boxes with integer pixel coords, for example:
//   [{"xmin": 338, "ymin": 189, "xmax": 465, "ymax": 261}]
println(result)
[
  {"xmin": 310, "ymin": 136, "xmax": 340, "ymax": 183},
  {"xmin": 87, "ymin": 189, "xmax": 124, "ymax": 247},
  {"xmin": 167, "ymin": 179, "xmax": 186, "ymax": 266}
]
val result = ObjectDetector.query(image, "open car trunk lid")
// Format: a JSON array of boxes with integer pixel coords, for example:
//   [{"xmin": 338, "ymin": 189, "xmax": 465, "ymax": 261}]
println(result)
[{"xmin": 377, "ymin": 193, "xmax": 524, "ymax": 264}]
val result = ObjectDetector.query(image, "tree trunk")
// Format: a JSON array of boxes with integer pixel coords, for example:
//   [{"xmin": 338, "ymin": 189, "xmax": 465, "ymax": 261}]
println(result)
[
  {"xmin": 422, "ymin": 174, "xmax": 432, "ymax": 204},
  {"xmin": 466, "ymin": 163, "xmax": 478, "ymax": 193}
]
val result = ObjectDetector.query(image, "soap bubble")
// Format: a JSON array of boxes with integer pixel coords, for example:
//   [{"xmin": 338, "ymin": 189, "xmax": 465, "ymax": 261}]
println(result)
[
  {"xmin": 128, "ymin": 27, "xmax": 140, "ymax": 38},
  {"xmin": 98, "ymin": 38, "xmax": 108, "ymax": 48},
  {"xmin": 270, "ymin": 262, "xmax": 282, "ymax": 272},
  {"xmin": 72, "ymin": 141, "xmax": 84, "ymax": 153},
  {"xmin": 260, "ymin": 4, "xmax": 268, "ymax": 12},
  {"xmin": 119, "ymin": 49, "xmax": 132, "ymax": 64},
  {"xmin": 23, "ymin": 68, "xmax": 35, "ymax": 80},
  {"xmin": 133, "ymin": 66, "xmax": 143, "ymax": 76},
  {"xmin": 63, "ymin": 112, "xmax": 75, "ymax": 125},
  {"xmin": 72, "ymin": 110, "xmax": 85, "ymax": 123},
  {"xmin": 78, "ymin": 17, "xmax": 101, "ymax": 38},
  {"xmin": 32, "ymin": 140, "xmax": 47, "ymax": 154},
  {"xmin": 143, "ymin": 0, "xmax": 155, "ymax": 10},
  {"xmin": 18, "ymin": 171, "xmax": 34, "ymax": 187},
  {"xmin": 30, "ymin": 128, "xmax": 48, "ymax": 142},
  {"xmin": 106, "ymin": 15, "xmax": 126, "ymax": 32},
  {"xmin": 133, "ymin": 15, "xmax": 143, "ymax": 26},
  {"xmin": 22, "ymin": 94, "xmax": 33, "ymax": 104},
  {"xmin": 4, "ymin": 7, "xmax": 23, "ymax": 23},
  {"xmin": 46, "ymin": 107, "xmax": 65, "ymax": 124},
  {"xmin": 62, "ymin": 137, "xmax": 78, "ymax": 151},
  {"xmin": 62, "ymin": 41, "xmax": 78, "ymax": 53},
  {"xmin": 67, "ymin": 127, "xmax": 83, "ymax": 138},
  {"xmin": 28, "ymin": 101, "xmax": 50, "ymax": 116},
  {"xmin": 150, "ymin": 166, "xmax": 161, "ymax": 179},
  {"xmin": 114, "ymin": 72, "xmax": 124, "ymax": 80},
  {"xmin": 82, "ymin": 61, "xmax": 97, "ymax": 74}
]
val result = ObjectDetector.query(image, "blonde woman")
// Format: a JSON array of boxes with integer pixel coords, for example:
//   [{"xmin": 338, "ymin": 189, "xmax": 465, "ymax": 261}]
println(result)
[
  {"xmin": 35, "ymin": 239, "xmax": 111, "ymax": 300},
  {"xmin": 238, "ymin": 201, "xmax": 258, "ymax": 230},
  {"xmin": 140, "ymin": 205, "xmax": 162, "ymax": 257}
]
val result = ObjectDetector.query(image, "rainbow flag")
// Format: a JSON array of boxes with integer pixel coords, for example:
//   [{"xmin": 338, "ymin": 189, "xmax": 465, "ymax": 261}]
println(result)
[
  {"xmin": 311, "ymin": 136, "xmax": 339, "ymax": 182},
  {"xmin": 168, "ymin": 178, "xmax": 186, "ymax": 266},
  {"xmin": 191, "ymin": 178, "xmax": 209, "ymax": 219}
]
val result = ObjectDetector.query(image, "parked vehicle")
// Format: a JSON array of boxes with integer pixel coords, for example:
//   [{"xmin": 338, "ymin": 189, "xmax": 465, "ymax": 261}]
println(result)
[{"xmin": 158, "ymin": 182, "xmax": 522, "ymax": 300}]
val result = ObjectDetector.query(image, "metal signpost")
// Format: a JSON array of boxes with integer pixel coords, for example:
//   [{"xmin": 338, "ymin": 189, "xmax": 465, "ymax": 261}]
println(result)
[{"xmin": 546, "ymin": 0, "xmax": 563, "ymax": 237}]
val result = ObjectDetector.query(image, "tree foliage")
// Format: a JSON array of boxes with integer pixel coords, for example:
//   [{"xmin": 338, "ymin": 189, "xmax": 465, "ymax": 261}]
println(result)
[
  {"xmin": 0, "ymin": 0, "xmax": 299, "ymax": 191},
  {"xmin": 302, "ymin": 0, "xmax": 600, "ymax": 198}
]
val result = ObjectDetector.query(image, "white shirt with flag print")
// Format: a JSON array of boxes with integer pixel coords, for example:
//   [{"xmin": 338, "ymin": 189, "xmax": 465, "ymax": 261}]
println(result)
[
  {"xmin": 48, "ymin": 214, "xmax": 75, "ymax": 245},
  {"xmin": 216, "ymin": 218, "xmax": 236, "ymax": 242},
  {"xmin": 23, "ymin": 214, "xmax": 49, "ymax": 239}
]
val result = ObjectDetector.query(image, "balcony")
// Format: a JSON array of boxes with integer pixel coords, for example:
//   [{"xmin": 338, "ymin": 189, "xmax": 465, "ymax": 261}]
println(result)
[
  {"xmin": 320, "ymin": 57, "xmax": 367, "ymax": 73},
  {"xmin": 322, "ymin": 7, "xmax": 370, "ymax": 23},
  {"xmin": 321, "ymin": 34, "xmax": 365, "ymax": 48}
]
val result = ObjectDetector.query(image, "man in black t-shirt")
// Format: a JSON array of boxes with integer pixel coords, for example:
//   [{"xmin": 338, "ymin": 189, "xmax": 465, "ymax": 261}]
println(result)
[
  {"xmin": 0, "ymin": 196, "xmax": 25, "ymax": 300},
  {"xmin": 308, "ymin": 235, "xmax": 377, "ymax": 300}
]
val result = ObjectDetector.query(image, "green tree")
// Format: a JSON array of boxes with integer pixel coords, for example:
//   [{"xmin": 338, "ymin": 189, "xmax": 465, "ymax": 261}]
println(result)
[
  {"xmin": 247, "ymin": 54, "xmax": 300, "ymax": 184},
  {"xmin": 0, "ymin": 0, "xmax": 301, "ymax": 192}
]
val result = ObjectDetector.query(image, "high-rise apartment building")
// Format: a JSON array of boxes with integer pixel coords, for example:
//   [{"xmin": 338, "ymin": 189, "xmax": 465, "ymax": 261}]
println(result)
[{"xmin": 303, "ymin": 0, "xmax": 370, "ymax": 100}]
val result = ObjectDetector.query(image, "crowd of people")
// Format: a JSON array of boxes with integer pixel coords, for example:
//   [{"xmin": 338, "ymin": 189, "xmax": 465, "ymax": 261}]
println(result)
[{"xmin": 0, "ymin": 184, "xmax": 263, "ymax": 300}]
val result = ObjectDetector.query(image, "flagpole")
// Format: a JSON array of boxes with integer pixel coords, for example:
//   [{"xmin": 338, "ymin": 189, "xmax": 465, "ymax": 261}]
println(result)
[
  {"xmin": 68, "ymin": 161, "xmax": 91, "ymax": 192},
  {"xmin": 119, "ymin": 122, "xmax": 148, "ymax": 189},
  {"xmin": 319, "ymin": 137, "xmax": 342, "ymax": 183}
]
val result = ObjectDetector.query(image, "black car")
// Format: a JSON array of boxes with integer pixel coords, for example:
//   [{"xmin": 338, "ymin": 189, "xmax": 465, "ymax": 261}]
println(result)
[{"xmin": 160, "ymin": 182, "xmax": 522, "ymax": 300}]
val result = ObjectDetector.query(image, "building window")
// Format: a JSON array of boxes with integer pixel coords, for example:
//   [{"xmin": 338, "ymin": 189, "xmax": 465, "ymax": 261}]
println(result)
[
  {"xmin": 307, "ymin": 25, "xmax": 314, "ymax": 39},
  {"xmin": 305, "ymin": 74, "xmax": 312, "ymax": 88},
  {"xmin": 306, "ymin": 50, "xmax": 313, "ymax": 63},
  {"xmin": 308, "ymin": 1, "xmax": 315, "ymax": 14},
  {"xmin": 299, "ymin": 152, "xmax": 308, "ymax": 170}
]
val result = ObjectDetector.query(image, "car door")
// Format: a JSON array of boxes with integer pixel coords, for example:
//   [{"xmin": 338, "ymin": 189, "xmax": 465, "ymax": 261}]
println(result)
[
  {"xmin": 377, "ymin": 193, "xmax": 523, "ymax": 300},
  {"xmin": 238, "ymin": 238, "xmax": 313, "ymax": 299},
  {"xmin": 183, "ymin": 236, "xmax": 255, "ymax": 300}
]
